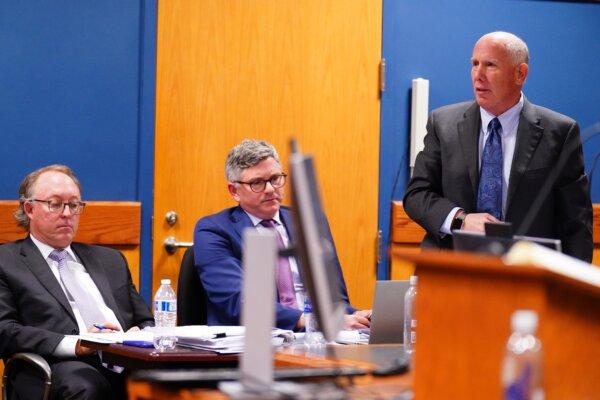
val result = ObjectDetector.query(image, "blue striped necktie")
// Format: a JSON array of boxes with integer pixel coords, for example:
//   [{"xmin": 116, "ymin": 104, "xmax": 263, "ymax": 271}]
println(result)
[{"xmin": 477, "ymin": 117, "xmax": 503, "ymax": 220}]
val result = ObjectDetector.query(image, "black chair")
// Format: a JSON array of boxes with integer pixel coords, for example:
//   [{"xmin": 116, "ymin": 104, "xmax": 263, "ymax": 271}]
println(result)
[
  {"xmin": 177, "ymin": 247, "xmax": 208, "ymax": 326},
  {"xmin": 2, "ymin": 353, "xmax": 51, "ymax": 400}
]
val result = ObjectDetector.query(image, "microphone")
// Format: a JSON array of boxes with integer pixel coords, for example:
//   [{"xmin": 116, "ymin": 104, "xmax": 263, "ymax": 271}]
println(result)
[{"xmin": 515, "ymin": 121, "xmax": 600, "ymax": 237}]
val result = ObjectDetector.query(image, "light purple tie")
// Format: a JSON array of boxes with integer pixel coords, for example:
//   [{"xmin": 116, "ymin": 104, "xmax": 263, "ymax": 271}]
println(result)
[
  {"xmin": 49, "ymin": 249, "xmax": 106, "ymax": 329},
  {"xmin": 259, "ymin": 219, "xmax": 298, "ymax": 309}
]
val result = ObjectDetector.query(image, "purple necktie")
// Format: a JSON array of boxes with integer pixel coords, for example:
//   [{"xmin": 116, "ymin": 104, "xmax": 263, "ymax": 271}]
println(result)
[
  {"xmin": 259, "ymin": 219, "xmax": 298, "ymax": 309},
  {"xmin": 49, "ymin": 249, "xmax": 106, "ymax": 328}
]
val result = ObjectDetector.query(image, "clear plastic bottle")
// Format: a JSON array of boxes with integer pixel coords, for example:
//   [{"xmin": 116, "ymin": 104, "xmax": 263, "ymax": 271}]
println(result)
[
  {"xmin": 303, "ymin": 296, "xmax": 324, "ymax": 347},
  {"xmin": 403, "ymin": 275, "xmax": 418, "ymax": 355},
  {"xmin": 501, "ymin": 310, "xmax": 544, "ymax": 400},
  {"xmin": 153, "ymin": 278, "xmax": 178, "ymax": 350}
]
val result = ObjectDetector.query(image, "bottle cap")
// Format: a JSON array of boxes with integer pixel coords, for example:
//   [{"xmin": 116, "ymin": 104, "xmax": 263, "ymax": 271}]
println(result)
[
  {"xmin": 511, "ymin": 310, "xmax": 538, "ymax": 334},
  {"xmin": 410, "ymin": 275, "xmax": 418, "ymax": 285},
  {"xmin": 161, "ymin": 279, "xmax": 171, "ymax": 285}
]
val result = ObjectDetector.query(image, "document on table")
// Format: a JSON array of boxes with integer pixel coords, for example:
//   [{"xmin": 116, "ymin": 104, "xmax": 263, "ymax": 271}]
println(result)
[
  {"xmin": 79, "ymin": 330, "xmax": 154, "ymax": 344},
  {"xmin": 79, "ymin": 325, "xmax": 292, "ymax": 354}
]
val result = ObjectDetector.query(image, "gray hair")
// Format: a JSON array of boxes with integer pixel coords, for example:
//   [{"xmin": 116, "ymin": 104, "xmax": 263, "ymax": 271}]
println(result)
[
  {"xmin": 14, "ymin": 164, "xmax": 81, "ymax": 230},
  {"xmin": 480, "ymin": 31, "xmax": 529, "ymax": 65},
  {"xmin": 225, "ymin": 139, "xmax": 280, "ymax": 182}
]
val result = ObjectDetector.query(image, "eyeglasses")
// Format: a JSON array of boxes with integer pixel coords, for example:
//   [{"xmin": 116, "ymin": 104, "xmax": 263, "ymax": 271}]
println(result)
[
  {"xmin": 236, "ymin": 173, "xmax": 287, "ymax": 193},
  {"xmin": 28, "ymin": 199, "xmax": 86, "ymax": 214}
]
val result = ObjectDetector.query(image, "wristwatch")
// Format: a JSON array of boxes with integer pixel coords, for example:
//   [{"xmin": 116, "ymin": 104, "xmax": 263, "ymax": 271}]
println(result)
[{"xmin": 451, "ymin": 210, "xmax": 466, "ymax": 231}]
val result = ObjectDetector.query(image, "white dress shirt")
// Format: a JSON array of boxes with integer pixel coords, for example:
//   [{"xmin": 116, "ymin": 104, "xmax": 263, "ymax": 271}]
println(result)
[
  {"xmin": 245, "ymin": 210, "xmax": 306, "ymax": 309},
  {"xmin": 30, "ymin": 234, "xmax": 122, "ymax": 357},
  {"xmin": 440, "ymin": 94, "xmax": 524, "ymax": 234}
]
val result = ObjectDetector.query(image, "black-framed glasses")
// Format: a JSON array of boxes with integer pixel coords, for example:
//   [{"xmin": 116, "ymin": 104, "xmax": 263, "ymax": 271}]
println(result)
[
  {"xmin": 236, "ymin": 173, "xmax": 287, "ymax": 193},
  {"xmin": 28, "ymin": 199, "xmax": 86, "ymax": 214}
]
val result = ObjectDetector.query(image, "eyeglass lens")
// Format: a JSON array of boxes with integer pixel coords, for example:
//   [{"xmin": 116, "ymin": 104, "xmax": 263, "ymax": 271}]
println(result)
[{"xmin": 250, "ymin": 175, "xmax": 285, "ymax": 192}]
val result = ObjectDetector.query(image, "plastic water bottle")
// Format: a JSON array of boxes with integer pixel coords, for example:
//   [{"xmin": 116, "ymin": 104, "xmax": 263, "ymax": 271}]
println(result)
[
  {"xmin": 304, "ymin": 297, "xmax": 324, "ymax": 347},
  {"xmin": 153, "ymin": 279, "xmax": 177, "ymax": 350},
  {"xmin": 502, "ymin": 310, "xmax": 544, "ymax": 400},
  {"xmin": 403, "ymin": 275, "xmax": 418, "ymax": 355}
]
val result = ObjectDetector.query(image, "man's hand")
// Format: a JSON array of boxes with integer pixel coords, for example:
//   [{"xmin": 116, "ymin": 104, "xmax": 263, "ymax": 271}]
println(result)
[
  {"xmin": 462, "ymin": 213, "xmax": 500, "ymax": 233},
  {"xmin": 75, "ymin": 339, "xmax": 95, "ymax": 356},
  {"xmin": 88, "ymin": 321, "xmax": 120, "ymax": 333},
  {"xmin": 295, "ymin": 314, "xmax": 305, "ymax": 330},
  {"xmin": 344, "ymin": 310, "xmax": 371, "ymax": 329}
]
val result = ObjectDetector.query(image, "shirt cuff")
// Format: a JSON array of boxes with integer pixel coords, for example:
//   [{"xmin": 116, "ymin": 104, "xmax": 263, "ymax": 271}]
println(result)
[
  {"xmin": 53, "ymin": 335, "xmax": 79, "ymax": 358},
  {"xmin": 440, "ymin": 207, "xmax": 463, "ymax": 235}
]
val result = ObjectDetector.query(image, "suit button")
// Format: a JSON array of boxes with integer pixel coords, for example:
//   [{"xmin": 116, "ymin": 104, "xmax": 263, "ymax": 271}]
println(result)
[{"xmin": 71, "ymin": 329, "xmax": 78, "ymax": 334}]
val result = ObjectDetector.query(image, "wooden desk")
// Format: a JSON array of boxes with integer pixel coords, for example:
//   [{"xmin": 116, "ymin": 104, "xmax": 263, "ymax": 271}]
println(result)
[
  {"xmin": 81, "ymin": 342, "xmax": 238, "ymax": 369},
  {"xmin": 126, "ymin": 344, "xmax": 412, "ymax": 400}
]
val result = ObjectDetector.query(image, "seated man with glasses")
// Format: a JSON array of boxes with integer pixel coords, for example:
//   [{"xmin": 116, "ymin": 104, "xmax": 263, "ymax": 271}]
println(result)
[
  {"xmin": 0, "ymin": 164, "xmax": 154, "ymax": 399},
  {"xmin": 193, "ymin": 139, "xmax": 371, "ymax": 331}
]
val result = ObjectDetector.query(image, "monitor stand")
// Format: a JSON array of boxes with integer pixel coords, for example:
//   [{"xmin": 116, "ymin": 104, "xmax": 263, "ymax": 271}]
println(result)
[{"xmin": 219, "ymin": 230, "xmax": 346, "ymax": 399}]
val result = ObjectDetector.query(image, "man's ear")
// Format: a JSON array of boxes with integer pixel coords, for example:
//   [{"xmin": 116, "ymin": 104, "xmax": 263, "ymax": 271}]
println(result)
[
  {"xmin": 23, "ymin": 201, "xmax": 34, "ymax": 219},
  {"xmin": 228, "ymin": 183, "xmax": 240, "ymax": 202},
  {"xmin": 515, "ymin": 63, "xmax": 528, "ymax": 85}
]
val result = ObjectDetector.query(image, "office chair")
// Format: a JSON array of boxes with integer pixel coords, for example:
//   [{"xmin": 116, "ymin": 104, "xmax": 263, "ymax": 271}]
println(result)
[
  {"xmin": 2, "ymin": 353, "xmax": 51, "ymax": 400},
  {"xmin": 177, "ymin": 247, "xmax": 208, "ymax": 326}
]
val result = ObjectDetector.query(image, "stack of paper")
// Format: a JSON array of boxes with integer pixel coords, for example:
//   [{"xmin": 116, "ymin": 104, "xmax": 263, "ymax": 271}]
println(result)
[
  {"xmin": 79, "ymin": 329, "xmax": 154, "ymax": 344},
  {"xmin": 79, "ymin": 325, "xmax": 292, "ymax": 354}
]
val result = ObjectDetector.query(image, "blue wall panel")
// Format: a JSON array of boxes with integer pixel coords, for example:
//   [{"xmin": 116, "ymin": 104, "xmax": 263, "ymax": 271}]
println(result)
[
  {"xmin": 0, "ymin": 1, "xmax": 157, "ymax": 301},
  {"xmin": 379, "ymin": 0, "xmax": 600, "ymax": 275},
  {"xmin": 0, "ymin": 2, "xmax": 144, "ymax": 200}
]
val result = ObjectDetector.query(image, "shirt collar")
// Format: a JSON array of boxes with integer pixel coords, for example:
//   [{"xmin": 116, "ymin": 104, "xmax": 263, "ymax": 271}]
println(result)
[
  {"xmin": 30, "ymin": 234, "xmax": 77, "ymax": 262},
  {"xmin": 243, "ymin": 209, "xmax": 282, "ymax": 227},
  {"xmin": 480, "ymin": 93, "xmax": 524, "ymax": 135}
]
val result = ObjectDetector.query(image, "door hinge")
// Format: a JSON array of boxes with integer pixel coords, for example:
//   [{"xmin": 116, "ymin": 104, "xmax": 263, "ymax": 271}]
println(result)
[
  {"xmin": 379, "ymin": 58, "xmax": 386, "ymax": 93},
  {"xmin": 376, "ymin": 229, "xmax": 382, "ymax": 265}
]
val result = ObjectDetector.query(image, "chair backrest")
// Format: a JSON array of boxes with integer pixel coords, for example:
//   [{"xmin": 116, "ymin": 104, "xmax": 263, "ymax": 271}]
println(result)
[{"xmin": 177, "ymin": 247, "xmax": 208, "ymax": 326}]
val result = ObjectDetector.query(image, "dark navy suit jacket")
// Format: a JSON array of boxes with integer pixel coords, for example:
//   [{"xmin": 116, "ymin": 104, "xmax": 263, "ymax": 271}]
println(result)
[{"xmin": 193, "ymin": 206, "xmax": 353, "ymax": 330}]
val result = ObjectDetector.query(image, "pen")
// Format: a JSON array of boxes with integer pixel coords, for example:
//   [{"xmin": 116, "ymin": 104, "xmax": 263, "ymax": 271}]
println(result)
[
  {"xmin": 93, "ymin": 323, "xmax": 116, "ymax": 331},
  {"xmin": 123, "ymin": 340, "xmax": 154, "ymax": 348}
]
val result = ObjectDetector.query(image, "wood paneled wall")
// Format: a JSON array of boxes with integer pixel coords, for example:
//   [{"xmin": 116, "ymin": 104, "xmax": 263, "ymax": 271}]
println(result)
[
  {"xmin": 390, "ymin": 201, "xmax": 600, "ymax": 279},
  {"xmin": 0, "ymin": 201, "xmax": 141, "ymax": 287}
]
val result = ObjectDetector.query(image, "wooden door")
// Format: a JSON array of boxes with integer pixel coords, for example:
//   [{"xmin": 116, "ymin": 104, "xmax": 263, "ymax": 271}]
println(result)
[{"xmin": 154, "ymin": 0, "xmax": 381, "ymax": 309}]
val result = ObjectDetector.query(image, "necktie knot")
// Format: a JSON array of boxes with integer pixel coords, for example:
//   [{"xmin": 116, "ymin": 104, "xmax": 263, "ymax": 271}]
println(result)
[
  {"xmin": 488, "ymin": 117, "xmax": 501, "ymax": 135},
  {"xmin": 49, "ymin": 249, "xmax": 68, "ymax": 264},
  {"xmin": 259, "ymin": 219, "xmax": 277, "ymax": 229}
]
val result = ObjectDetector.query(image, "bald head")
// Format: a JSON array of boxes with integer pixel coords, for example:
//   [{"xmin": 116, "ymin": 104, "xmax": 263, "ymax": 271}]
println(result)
[
  {"xmin": 471, "ymin": 31, "xmax": 529, "ymax": 116},
  {"xmin": 477, "ymin": 31, "xmax": 529, "ymax": 65}
]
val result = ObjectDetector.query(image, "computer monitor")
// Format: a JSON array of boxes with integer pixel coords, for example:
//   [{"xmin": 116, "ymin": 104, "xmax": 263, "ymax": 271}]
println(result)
[{"xmin": 289, "ymin": 140, "xmax": 345, "ymax": 342}]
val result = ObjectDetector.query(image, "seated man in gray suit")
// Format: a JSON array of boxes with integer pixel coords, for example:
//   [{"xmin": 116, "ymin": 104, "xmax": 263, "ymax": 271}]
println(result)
[
  {"xmin": 404, "ymin": 31, "xmax": 592, "ymax": 261},
  {"xmin": 0, "ymin": 165, "xmax": 154, "ymax": 399}
]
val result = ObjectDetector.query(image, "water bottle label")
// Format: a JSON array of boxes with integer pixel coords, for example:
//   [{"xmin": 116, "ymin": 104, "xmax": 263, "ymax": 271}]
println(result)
[{"xmin": 155, "ymin": 300, "xmax": 177, "ymax": 312}]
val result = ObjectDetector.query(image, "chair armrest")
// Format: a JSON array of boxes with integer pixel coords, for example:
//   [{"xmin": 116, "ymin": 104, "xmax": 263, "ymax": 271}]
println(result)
[{"xmin": 3, "ymin": 353, "xmax": 51, "ymax": 400}]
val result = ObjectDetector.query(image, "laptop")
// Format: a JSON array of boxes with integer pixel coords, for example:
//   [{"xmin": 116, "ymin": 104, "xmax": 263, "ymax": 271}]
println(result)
[{"xmin": 367, "ymin": 280, "xmax": 410, "ymax": 344}]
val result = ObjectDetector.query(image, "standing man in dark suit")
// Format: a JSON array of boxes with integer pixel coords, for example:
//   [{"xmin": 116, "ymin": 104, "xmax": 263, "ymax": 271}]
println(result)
[
  {"xmin": 0, "ymin": 165, "xmax": 154, "ymax": 399},
  {"xmin": 404, "ymin": 31, "xmax": 592, "ymax": 261},
  {"xmin": 194, "ymin": 139, "xmax": 371, "ymax": 331}
]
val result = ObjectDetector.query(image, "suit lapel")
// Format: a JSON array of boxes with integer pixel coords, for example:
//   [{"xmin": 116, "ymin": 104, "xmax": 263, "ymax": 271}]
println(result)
[
  {"xmin": 279, "ymin": 207, "xmax": 295, "ymax": 243},
  {"xmin": 20, "ymin": 237, "xmax": 76, "ymax": 323},
  {"xmin": 506, "ymin": 100, "xmax": 543, "ymax": 213},
  {"xmin": 230, "ymin": 206, "xmax": 255, "ymax": 242},
  {"xmin": 457, "ymin": 102, "xmax": 482, "ymax": 200},
  {"xmin": 72, "ymin": 243, "xmax": 125, "ymax": 328}
]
